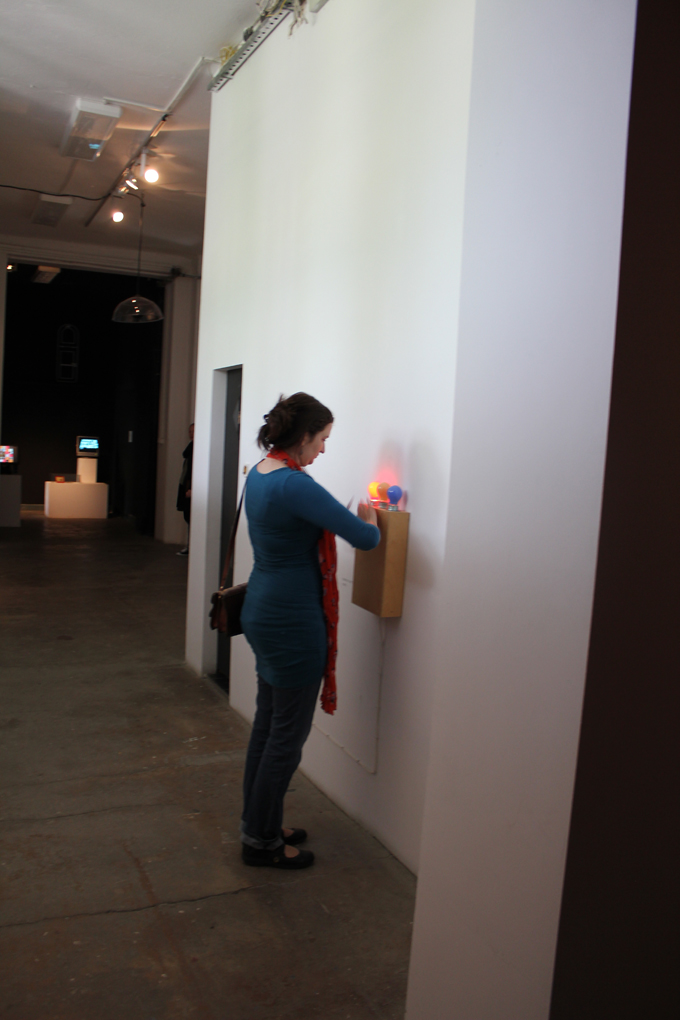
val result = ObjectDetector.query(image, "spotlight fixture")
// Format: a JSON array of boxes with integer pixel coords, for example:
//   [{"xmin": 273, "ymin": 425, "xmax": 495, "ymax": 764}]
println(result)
[
  {"xmin": 124, "ymin": 175, "xmax": 139, "ymax": 191},
  {"xmin": 139, "ymin": 149, "xmax": 159, "ymax": 184},
  {"xmin": 112, "ymin": 201, "xmax": 163, "ymax": 324},
  {"xmin": 60, "ymin": 99, "xmax": 122, "ymax": 160},
  {"xmin": 112, "ymin": 211, "xmax": 124, "ymax": 223},
  {"xmin": 6, "ymin": 263, "xmax": 17, "ymax": 272}
]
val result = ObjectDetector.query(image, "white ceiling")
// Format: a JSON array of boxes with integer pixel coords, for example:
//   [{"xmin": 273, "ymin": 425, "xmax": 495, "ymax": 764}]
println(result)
[{"xmin": 0, "ymin": 0, "xmax": 260, "ymax": 269}]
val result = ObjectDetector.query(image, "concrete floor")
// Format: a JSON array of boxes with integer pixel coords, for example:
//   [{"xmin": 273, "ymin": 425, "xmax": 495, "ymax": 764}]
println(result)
[{"xmin": 0, "ymin": 512, "xmax": 415, "ymax": 1020}]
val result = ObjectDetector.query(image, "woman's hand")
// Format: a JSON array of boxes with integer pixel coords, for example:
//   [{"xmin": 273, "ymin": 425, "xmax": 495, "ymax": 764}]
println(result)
[{"xmin": 357, "ymin": 500, "xmax": 378, "ymax": 527}]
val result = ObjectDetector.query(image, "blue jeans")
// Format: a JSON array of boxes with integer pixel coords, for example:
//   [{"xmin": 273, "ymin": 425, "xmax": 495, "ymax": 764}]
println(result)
[{"xmin": 240, "ymin": 675, "xmax": 321, "ymax": 850}]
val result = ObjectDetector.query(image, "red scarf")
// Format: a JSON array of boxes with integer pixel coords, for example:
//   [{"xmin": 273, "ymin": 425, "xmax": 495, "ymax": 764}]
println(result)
[{"xmin": 267, "ymin": 449, "xmax": 339, "ymax": 715}]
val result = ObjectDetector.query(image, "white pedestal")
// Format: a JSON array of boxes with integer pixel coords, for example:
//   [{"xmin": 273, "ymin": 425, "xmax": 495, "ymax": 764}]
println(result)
[
  {"xmin": 0, "ymin": 476, "xmax": 22, "ymax": 527},
  {"xmin": 77, "ymin": 457, "xmax": 98, "ymax": 484},
  {"xmin": 44, "ymin": 482, "xmax": 108, "ymax": 519}
]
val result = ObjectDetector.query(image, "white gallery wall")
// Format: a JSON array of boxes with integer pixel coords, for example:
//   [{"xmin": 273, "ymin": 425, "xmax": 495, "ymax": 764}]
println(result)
[
  {"xmin": 186, "ymin": 0, "xmax": 637, "ymax": 1013},
  {"xmin": 187, "ymin": 0, "xmax": 477, "ymax": 874}
]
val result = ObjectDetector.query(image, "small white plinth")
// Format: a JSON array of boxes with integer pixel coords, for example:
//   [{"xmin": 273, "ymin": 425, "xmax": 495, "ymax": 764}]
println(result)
[
  {"xmin": 77, "ymin": 458, "xmax": 98, "ymax": 484},
  {"xmin": 44, "ymin": 482, "xmax": 108, "ymax": 519}
]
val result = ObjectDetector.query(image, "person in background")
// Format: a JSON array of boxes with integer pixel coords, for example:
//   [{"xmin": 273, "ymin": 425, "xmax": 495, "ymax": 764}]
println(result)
[
  {"xmin": 176, "ymin": 423, "xmax": 194, "ymax": 556},
  {"xmin": 239, "ymin": 392, "xmax": 380, "ymax": 869}
]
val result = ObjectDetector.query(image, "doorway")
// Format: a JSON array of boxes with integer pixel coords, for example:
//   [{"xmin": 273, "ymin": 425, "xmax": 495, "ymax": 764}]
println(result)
[
  {"xmin": 214, "ymin": 366, "xmax": 242, "ymax": 689},
  {"xmin": 1, "ymin": 263, "xmax": 164, "ymax": 533}
]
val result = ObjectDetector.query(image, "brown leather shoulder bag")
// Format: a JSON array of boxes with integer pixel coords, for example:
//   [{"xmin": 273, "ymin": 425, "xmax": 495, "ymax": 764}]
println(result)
[{"xmin": 209, "ymin": 483, "xmax": 247, "ymax": 636}]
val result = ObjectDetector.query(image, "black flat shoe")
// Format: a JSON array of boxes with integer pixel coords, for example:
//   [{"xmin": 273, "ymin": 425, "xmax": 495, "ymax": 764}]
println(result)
[
  {"xmin": 242, "ymin": 844, "xmax": 315, "ymax": 869},
  {"xmin": 283, "ymin": 827, "xmax": 307, "ymax": 846}
]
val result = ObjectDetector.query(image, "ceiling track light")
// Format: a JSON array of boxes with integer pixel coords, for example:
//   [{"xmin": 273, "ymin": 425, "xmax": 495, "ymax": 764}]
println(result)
[
  {"xmin": 139, "ymin": 149, "xmax": 159, "ymax": 184},
  {"xmin": 84, "ymin": 55, "xmax": 218, "ymax": 228}
]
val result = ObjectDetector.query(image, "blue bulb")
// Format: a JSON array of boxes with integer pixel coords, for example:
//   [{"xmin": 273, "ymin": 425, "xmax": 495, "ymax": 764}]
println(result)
[{"xmin": 387, "ymin": 485, "xmax": 402, "ymax": 505}]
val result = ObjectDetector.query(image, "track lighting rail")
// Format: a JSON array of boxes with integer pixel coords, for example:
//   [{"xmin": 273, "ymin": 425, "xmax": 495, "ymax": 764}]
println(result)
[
  {"xmin": 103, "ymin": 97, "xmax": 167, "ymax": 113},
  {"xmin": 208, "ymin": 2, "xmax": 292, "ymax": 92}
]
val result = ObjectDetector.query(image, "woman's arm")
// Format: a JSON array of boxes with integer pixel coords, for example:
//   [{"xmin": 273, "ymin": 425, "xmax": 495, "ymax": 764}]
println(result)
[{"xmin": 283, "ymin": 472, "xmax": 380, "ymax": 550}]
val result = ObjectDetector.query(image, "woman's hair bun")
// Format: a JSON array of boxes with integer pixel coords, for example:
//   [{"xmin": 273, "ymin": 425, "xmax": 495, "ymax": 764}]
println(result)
[
  {"xmin": 257, "ymin": 392, "xmax": 334, "ymax": 452},
  {"xmin": 265, "ymin": 401, "xmax": 295, "ymax": 443}
]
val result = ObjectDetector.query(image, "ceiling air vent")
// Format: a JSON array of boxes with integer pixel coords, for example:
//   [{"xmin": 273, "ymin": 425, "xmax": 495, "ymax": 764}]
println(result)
[
  {"xmin": 33, "ymin": 266, "xmax": 61, "ymax": 284},
  {"xmin": 31, "ymin": 194, "xmax": 73, "ymax": 227},
  {"xmin": 60, "ymin": 99, "xmax": 122, "ymax": 160}
]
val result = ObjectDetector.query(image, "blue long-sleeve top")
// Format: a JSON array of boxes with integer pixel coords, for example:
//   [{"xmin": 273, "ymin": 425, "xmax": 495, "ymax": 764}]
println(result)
[{"xmin": 240, "ymin": 466, "xmax": 380, "ymax": 687}]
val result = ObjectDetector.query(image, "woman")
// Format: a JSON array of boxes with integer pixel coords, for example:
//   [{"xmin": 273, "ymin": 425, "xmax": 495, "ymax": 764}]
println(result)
[{"xmin": 240, "ymin": 392, "xmax": 380, "ymax": 869}]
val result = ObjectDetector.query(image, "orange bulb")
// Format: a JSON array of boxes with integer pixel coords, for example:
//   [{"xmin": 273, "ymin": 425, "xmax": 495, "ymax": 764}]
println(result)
[
  {"xmin": 368, "ymin": 481, "xmax": 380, "ymax": 500},
  {"xmin": 377, "ymin": 482, "xmax": 390, "ymax": 500}
]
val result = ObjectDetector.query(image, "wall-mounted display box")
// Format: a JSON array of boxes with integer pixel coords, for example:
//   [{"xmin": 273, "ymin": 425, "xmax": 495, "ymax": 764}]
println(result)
[{"xmin": 352, "ymin": 509, "xmax": 410, "ymax": 617}]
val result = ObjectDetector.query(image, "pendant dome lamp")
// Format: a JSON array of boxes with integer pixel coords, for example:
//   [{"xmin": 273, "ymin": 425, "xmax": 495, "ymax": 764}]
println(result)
[{"xmin": 112, "ymin": 197, "xmax": 164, "ymax": 324}]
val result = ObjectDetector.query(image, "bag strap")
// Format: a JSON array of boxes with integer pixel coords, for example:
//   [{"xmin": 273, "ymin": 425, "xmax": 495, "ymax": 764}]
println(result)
[{"xmin": 219, "ymin": 481, "xmax": 246, "ymax": 591}]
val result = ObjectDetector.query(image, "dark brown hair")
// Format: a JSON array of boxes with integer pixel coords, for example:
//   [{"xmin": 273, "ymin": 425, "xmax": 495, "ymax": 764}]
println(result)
[{"xmin": 257, "ymin": 392, "xmax": 334, "ymax": 451}]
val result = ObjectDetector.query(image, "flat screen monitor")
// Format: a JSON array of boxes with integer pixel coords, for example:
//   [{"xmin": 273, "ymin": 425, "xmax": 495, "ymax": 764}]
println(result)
[
  {"xmin": 0, "ymin": 445, "xmax": 17, "ymax": 464},
  {"xmin": 76, "ymin": 436, "xmax": 99, "ymax": 457}
]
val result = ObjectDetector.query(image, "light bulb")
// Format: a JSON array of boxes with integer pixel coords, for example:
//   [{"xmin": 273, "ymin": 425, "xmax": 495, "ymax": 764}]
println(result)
[
  {"xmin": 124, "ymin": 176, "xmax": 139, "ymax": 190},
  {"xmin": 143, "ymin": 167, "xmax": 159, "ymax": 183},
  {"xmin": 377, "ymin": 482, "xmax": 390, "ymax": 501},
  {"xmin": 112, "ymin": 211, "xmax": 124, "ymax": 223},
  {"xmin": 368, "ymin": 482, "xmax": 380, "ymax": 500}
]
